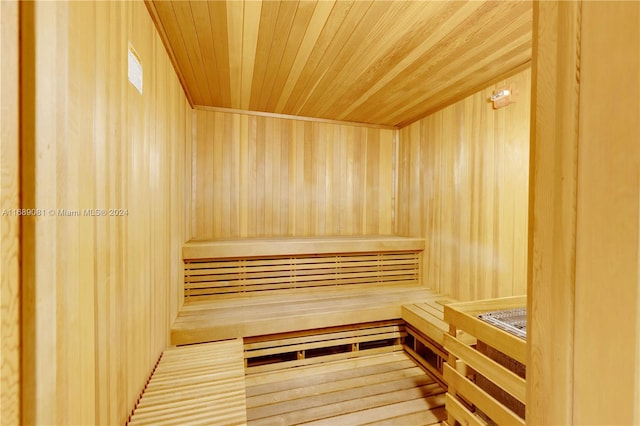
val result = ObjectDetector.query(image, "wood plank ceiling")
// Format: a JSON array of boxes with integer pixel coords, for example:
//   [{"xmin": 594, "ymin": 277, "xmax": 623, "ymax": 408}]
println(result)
[{"xmin": 147, "ymin": 1, "xmax": 532, "ymax": 127}]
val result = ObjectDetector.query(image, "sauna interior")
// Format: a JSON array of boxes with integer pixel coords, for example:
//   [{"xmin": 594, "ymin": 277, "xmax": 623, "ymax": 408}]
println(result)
[{"xmin": 1, "ymin": 1, "xmax": 639, "ymax": 425}]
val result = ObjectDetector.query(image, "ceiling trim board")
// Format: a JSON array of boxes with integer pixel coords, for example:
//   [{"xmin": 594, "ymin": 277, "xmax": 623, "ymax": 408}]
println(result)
[{"xmin": 194, "ymin": 105, "xmax": 398, "ymax": 130}]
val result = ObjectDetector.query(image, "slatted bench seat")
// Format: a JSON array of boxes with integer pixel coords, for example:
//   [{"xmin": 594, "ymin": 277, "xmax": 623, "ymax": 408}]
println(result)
[
  {"xmin": 402, "ymin": 296, "xmax": 458, "ymax": 348},
  {"xmin": 127, "ymin": 339, "xmax": 247, "ymax": 426},
  {"xmin": 171, "ymin": 236, "xmax": 430, "ymax": 346},
  {"xmin": 401, "ymin": 295, "xmax": 475, "ymax": 389}
]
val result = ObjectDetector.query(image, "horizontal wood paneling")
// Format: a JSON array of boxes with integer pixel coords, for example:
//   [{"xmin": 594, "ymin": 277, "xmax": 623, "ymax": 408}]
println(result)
[
  {"xmin": 397, "ymin": 68, "xmax": 531, "ymax": 300},
  {"xmin": 191, "ymin": 109, "xmax": 395, "ymax": 239},
  {"xmin": 147, "ymin": 0, "xmax": 532, "ymax": 127},
  {"xmin": 0, "ymin": 1, "xmax": 21, "ymax": 424},
  {"xmin": 20, "ymin": 1, "xmax": 190, "ymax": 424}
]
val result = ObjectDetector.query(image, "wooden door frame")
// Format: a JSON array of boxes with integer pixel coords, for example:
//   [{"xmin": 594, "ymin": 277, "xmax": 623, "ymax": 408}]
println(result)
[
  {"xmin": 528, "ymin": 1, "xmax": 640, "ymax": 424},
  {"xmin": 1, "ymin": 0, "xmax": 22, "ymax": 424}
]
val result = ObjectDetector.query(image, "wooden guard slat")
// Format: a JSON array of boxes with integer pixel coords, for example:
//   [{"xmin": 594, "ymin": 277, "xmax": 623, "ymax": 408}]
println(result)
[
  {"xmin": 184, "ymin": 249, "xmax": 420, "ymax": 299},
  {"xmin": 443, "ymin": 296, "xmax": 527, "ymax": 364},
  {"xmin": 127, "ymin": 339, "xmax": 247, "ymax": 426},
  {"xmin": 443, "ymin": 364, "xmax": 524, "ymax": 426},
  {"xmin": 445, "ymin": 393, "xmax": 488, "ymax": 426},
  {"xmin": 186, "ymin": 268, "xmax": 417, "ymax": 282},
  {"xmin": 184, "ymin": 270, "xmax": 417, "ymax": 286},
  {"xmin": 186, "ymin": 254, "xmax": 419, "ymax": 271},
  {"xmin": 185, "ymin": 279, "xmax": 419, "ymax": 297},
  {"xmin": 444, "ymin": 334, "xmax": 526, "ymax": 404}
]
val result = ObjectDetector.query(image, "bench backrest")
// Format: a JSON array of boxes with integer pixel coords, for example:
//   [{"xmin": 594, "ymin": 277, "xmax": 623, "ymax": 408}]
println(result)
[{"xmin": 183, "ymin": 237, "xmax": 424, "ymax": 300}]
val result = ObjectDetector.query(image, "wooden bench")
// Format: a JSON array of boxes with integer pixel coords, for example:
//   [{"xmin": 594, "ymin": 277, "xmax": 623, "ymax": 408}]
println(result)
[
  {"xmin": 402, "ymin": 297, "xmax": 458, "ymax": 348},
  {"xmin": 127, "ymin": 339, "xmax": 247, "ymax": 426},
  {"xmin": 171, "ymin": 236, "xmax": 434, "ymax": 346},
  {"xmin": 401, "ymin": 295, "xmax": 474, "ymax": 389},
  {"xmin": 131, "ymin": 236, "xmax": 471, "ymax": 425}
]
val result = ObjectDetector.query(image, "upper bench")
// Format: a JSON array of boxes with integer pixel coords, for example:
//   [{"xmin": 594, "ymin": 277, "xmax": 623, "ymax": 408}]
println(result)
[
  {"xmin": 183, "ymin": 235, "xmax": 425, "ymax": 259},
  {"xmin": 172, "ymin": 236, "xmax": 430, "ymax": 345}
]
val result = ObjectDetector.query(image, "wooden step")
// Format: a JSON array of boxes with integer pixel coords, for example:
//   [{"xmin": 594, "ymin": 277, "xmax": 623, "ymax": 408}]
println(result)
[
  {"xmin": 401, "ymin": 294, "xmax": 475, "ymax": 390},
  {"xmin": 127, "ymin": 339, "xmax": 247, "ymax": 426},
  {"xmin": 244, "ymin": 320, "xmax": 405, "ymax": 374}
]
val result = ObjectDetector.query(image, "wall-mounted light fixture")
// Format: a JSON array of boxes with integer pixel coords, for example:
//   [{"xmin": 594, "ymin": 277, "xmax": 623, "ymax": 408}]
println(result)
[
  {"xmin": 490, "ymin": 89, "xmax": 511, "ymax": 101},
  {"xmin": 490, "ymin": 85, "xmax": 516, "ymax": 109}
]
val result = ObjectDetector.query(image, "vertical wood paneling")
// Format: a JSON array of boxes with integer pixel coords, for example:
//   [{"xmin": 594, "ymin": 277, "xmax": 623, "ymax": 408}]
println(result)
[
  {"xmin": 572, "ymin": 2, "xmax": 640, "ymax": 424},
  {"xmin": 191, "ymin": 109, "xmax": 396, "ymax": 239},
  {"xmin": 20, "ymin": 1, "xmax": 190, "ymax": 424},
  {"xmin": 397, "ymin": 68, "xmax": 531, "ymax": 301},
  {"xmin": 225, "ymin": 0, "xmax": 243, "ymax": 108},
  {"xmin": 0, "ymin": 1, "xmax": 21, "ymax": 424}
]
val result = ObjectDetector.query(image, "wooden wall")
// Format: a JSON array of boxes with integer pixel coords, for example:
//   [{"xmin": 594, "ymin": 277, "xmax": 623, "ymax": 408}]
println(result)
[
  {"xmin": 573, "ymin": 3, "xmax": 639, "ymax": 423},
  {"xmin": 20, "ymin": 1, "xmax": 191, "ymax": 424},
  {"xmin": 191, "ymin": 109, "xmax": 395, "ymax": 239},
  {"xmin": 1, "ymin": 1, "xmax": 21, "ymax": 424},
  {"xmin": 397, "ymin": 68, "xmax": 531, "ymax": 300},
  {"xmin": 528, "ymin": 2, "xmax": 640, "ymax": 424}
]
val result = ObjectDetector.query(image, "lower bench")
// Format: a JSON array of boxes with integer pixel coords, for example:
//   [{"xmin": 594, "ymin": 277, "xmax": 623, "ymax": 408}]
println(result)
[{"xmin": 171, "ymin": 285, "xmax": 436, "ymax": 346}]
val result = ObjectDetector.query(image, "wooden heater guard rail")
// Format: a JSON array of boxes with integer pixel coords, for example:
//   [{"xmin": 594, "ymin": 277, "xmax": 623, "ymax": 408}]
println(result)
[{"xmin": 443, "ymin": 296, "xmax": 527, "ymax": 426}]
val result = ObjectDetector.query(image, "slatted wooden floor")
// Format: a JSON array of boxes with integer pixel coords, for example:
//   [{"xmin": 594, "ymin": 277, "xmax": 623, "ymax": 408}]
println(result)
[
  {"xmin": 127, "ymin": 339, "xmax": 247, "ymax": 426},
  {"xmin": 244, "ymin": 351, "xmax": 447, "ymax": 426}
]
